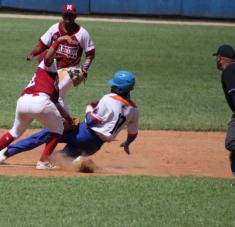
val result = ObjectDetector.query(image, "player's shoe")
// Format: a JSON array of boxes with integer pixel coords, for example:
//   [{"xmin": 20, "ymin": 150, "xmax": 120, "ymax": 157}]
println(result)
[
  {"xmin": 72, "ymin": 156, "xmax": 82, "ymax": 171},
  {"xmin": 36, "ymin": 161, "xmax": 57, "ymax": 170},
  {"xmin": 0, "ymin": 148, "xmax": 7, "ymax": 164}
]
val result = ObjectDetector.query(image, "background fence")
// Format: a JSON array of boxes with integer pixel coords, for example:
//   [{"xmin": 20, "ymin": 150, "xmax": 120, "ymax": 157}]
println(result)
[{"xmin": 0, "ymin": 0, "xmax": 235, "ymax": 19}]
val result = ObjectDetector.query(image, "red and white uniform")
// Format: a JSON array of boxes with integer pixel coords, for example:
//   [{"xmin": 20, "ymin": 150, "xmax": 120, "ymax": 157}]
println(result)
[
  {"xmin": 40, "ymin": 22, "xmax": 95, "ymax": 69},
  {"xmin": 22, "ymin": 60, "xmax": 59, "ymax": 103},
  {"xmin": 39, "ymin": 22, "xmax": 95, "ymax": 112},
  {"xmin": 9, "ymin": 59, "xmax": 64, "ymax": 138},
  {"xmin": 88, "ymin": 94, "xmax": 139, "ymax": 142}
]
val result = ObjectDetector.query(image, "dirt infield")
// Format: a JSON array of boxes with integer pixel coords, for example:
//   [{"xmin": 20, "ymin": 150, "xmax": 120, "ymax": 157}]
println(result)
[{"xmin": 0, "ymin": 129, "xmax": 232, "ymax": 178}]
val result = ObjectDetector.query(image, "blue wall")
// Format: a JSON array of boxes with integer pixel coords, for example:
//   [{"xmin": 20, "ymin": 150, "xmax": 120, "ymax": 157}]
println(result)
[
  {"xmin": 1, "ymin": 0, "xmax": 235, "ymax": 19},
  {"xmin": 90, "ymin": 0, "xmax": 181, "ymax": 15},
  {"xmin": 181, "ymin": 0, "xmax": 235, "ymax": 19},
  {"xmin": 1, "ymin": 0, "xmax": 90, "ymax": 14}
]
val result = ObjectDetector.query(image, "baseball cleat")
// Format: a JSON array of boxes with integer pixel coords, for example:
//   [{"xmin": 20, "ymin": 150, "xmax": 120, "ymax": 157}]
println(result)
[
  {"xmin": 72, "ymin": 156, "xmax": 82, "ymax": 171},
  {"xmin": 36, "ymin": 161, "xmax": 57, "ymax": 170},
  {"xmin": 0, "ymin": 148, "xmax": 7, "ymax": 164}
]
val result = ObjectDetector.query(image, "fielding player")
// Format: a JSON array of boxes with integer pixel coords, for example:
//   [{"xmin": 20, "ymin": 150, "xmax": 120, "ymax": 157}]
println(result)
[
  {"xmin": 0, "ymin": 35, "xmax": 75, "ymax": 170},
  {"xmin": 27, "ymin": 3, "xmax": 95, "ymax": 113}
]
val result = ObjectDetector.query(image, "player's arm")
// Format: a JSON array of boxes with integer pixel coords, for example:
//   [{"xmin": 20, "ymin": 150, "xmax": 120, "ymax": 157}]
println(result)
[
  {"xmin": 27, "ymin": 24, "xmax": 57, "ymax": 61},
  {"xmin": 55, "ymin": 101, "xmax": 73, "ymax": 123},
  {"xmin": 81, "ymin": 49, "xmax": 96, "ymax": 76},
  {"xmin": 44, "ymin": 35, "xmax": 73, "ymax": 67},
  {"xmin": 120, "ymin": 108, "xmax": 139, "ymax": 155},
  {"xmin": 80, "ymin": 30, "xmax": 96, "ymax": 76},
  {"xmin": 223, "ymin": 70, "xmax": 235, "ymax": 111},
  {"xmin": 85, "ymin": 110, "xmax": 102, "ymax": 127},
  {"xmin": 85, "ymin": 99, "xmax": 106, "ymax": 127},
  {"xmin": 120, "ymin": 133, "xmax": 138, "ymax": 155},
  {"xmin": 26, "ymin": 39, "xmax": 48, "ymax": 61},
  {"xmin": 228, "ymin": 91, "xmax": 235, "ymax": 111}
]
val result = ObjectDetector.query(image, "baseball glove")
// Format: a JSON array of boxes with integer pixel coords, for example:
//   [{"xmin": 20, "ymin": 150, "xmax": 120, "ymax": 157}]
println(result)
[
  {"xmin": 68, "ymin": 68, "xmax": 87, "ymax": 87},
  {"xmin": 63, "ymin": 117, "xmax": 80, "ymax": 132}
]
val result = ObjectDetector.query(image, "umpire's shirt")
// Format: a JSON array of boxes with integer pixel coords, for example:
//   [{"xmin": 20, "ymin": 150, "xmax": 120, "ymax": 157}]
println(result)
[{"xmin": 222, "ymin": 62, "xmax": 235, "ymax": 112}]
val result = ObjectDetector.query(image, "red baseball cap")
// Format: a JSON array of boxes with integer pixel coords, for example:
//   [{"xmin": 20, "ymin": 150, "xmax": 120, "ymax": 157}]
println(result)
[{"xmin": 62, "ymin": 3, "xmax": 77, "ymax": 14}]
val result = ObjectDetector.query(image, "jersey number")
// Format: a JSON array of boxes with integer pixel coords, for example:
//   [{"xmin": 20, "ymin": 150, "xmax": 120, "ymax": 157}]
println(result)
[
  {"xmin": 110, "ymin": 114, "xmax": 126, "ymax": 134},
  {"xmin": 26, "ymin": 74, "xmax": 36, "ymax": 88}
]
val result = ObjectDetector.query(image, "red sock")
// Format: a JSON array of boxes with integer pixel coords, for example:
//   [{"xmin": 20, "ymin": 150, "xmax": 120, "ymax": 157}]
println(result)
[
  {"xmin": 39, "ymin": 133, "xmax": 59, "ymax": 162},
  {"xmin": 0, "ymin": 131, "xmax": 14, "ymax": 150}
]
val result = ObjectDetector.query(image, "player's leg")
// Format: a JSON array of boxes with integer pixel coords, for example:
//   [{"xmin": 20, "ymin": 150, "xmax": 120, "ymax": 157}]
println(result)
[
  {"xmin": 225, "ymin": 114, "xmax": 235, "ymax": 177},
  {"xmin": 61, "ymin": 121, "xmax": 104, "ymax": 158},
  {"xmin": 58, "ymin": 68, "xmax": 74, "ymax": 113},
  {"xmin": 0, "ymin": 123, "xmax": 81, "ymax": 163},
  {"xmin": 3, "ymin": 129, "xmax": 50, "ymax": 158},
  {"xmin": 0, "ymin": 96, "xmax": 33, "ymax": 150},
  {"xmin": 35, "ymin": 98, "xmax": 64, "ymax": 169},
  {"xmin": 0, "ymin": 126, "xmax": 81, "ymax": 164},
  {"xmin": 57, "ymin": 66, "xmax": 82, "ymax": 113},
  {"xmin": 0, "ymin": 96, "xmax": 34, "ymax": 163}
]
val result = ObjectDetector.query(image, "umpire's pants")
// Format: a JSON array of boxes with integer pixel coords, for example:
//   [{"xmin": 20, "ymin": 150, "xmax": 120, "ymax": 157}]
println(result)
[{"xmin": 225, "ymin": 113, "xmax": 235, "ymax": 176}]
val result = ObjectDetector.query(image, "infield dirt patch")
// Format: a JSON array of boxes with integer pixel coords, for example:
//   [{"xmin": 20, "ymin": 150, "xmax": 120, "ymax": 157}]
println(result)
[{"xmin": 0, "ymin": 129, "xmax": 231, "ymax": 178}]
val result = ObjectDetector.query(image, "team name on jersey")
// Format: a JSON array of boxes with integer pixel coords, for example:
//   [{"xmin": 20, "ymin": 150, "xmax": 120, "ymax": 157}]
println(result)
[{"xmin": 57, "ymin": 45, "xmax": 79, "ymax": 59}]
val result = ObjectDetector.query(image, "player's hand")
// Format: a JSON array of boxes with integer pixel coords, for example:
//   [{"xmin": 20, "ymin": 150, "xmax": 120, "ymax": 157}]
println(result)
[
  {"xmin": 26, "ymin": 54, "xmax": 33, "ymax": 61},
  {"xmin": 57, "ymin": 35, "xmax": 74, "ymax": 44},
  {"xmin": 81, "ymin": 67, "xmax": 88, "ymax": 78},
  {"xmin": 89, "ymin": 99, "xmax": 99, "ymax": 108},
  {"xmin": 120, "ymin": 141, "xmax": 130, "ymax": 155}
]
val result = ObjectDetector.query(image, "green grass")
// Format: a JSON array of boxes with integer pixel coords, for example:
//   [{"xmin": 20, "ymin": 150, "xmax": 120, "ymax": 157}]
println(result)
[
  {"xmin": 0, "ymin": 17, "xmax": 234, "ymax": 227},
  {"xmin": 0, "ymin": 176, "xmax": 234, "ymax": 227},
  {"xmin": 0, "ymin": 18, "xmax": 234, "ymax": 130}
]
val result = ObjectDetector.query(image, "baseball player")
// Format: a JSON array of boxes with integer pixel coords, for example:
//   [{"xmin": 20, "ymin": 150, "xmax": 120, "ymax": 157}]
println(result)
[
  {"xmin": 213, "ymin": 44, "xmax": 235, "ymax": 179},
  {"xmin": 27, "ymin": 3, "xmax": 95, "ymax": 113},
  {"xmin": 0, "ymin": 71, "xmax": 139, "ymax": 167},
  {"xmin": 0, "ymin": 35, "xmax": 75, "ymax": 170}
]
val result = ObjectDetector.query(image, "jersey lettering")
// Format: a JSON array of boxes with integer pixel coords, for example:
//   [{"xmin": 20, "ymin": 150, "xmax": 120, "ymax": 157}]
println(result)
[{"xmin": 57, "ymin": 45, "xmax": 79, "ymax": 59}]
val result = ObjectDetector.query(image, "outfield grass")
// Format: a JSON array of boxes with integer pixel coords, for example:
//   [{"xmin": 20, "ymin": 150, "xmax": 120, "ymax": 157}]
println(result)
[
  {"xmin": 0, "ymin": 18, "xmax": 234, "ymax": 130},
  {"xmin": 0, "ymin": 176, "xmax": 234, "ymax": 227}
]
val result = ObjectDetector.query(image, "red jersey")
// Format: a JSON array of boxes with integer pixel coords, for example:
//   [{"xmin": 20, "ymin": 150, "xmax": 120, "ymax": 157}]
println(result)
[
  {"xmin": 40, "ymin": 22, "xmax": 95, "ymax": 69},
  {"xmin": 22, "ymin": 61, "xmax": 59, "ymax": 103}
]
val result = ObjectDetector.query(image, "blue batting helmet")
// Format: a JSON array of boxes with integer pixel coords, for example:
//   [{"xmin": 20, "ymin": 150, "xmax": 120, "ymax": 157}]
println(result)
[{"xmin": 108, "ymin": 71, "xmax": 136, "ymax": 94}]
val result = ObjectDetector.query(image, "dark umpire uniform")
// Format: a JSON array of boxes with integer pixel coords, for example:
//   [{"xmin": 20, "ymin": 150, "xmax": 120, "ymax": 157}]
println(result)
[{"xmin": 214, "ymin": 44, "xmax": 235, "ymax": 177}]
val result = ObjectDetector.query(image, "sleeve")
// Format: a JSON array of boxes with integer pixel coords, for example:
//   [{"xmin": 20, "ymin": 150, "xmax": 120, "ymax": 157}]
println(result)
[
  {"xmin": 228, "ymin": 90, "xmax": 235, "ymax": 112},
  {"xmin": 40, "ymin": 24, "xmax": 57, "ymax": 47},
  {"xmin": 127, "ymin": 107, "xmax": 139, "ymax": 135},
  {"xmin": 223, "ymin": 68, "xmax": 235, "ymax": 94},
  {"xmin": 86, "ymin": 96, "xmax": 111, "ymax": 127},
  {"xmin": 80, "ymin": 29, "xmax": 95, "ymax": 53}
]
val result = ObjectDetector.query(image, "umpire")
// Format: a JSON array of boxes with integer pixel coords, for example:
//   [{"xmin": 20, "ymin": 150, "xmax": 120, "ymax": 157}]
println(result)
[{"xmin": 213, "ymin": 44, "xmax": 235, "ymax": 177}]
